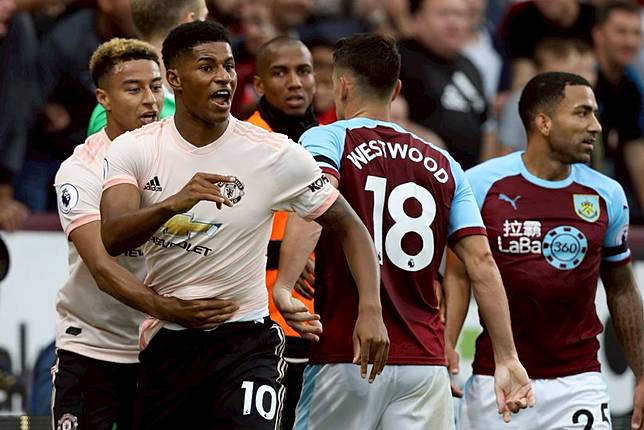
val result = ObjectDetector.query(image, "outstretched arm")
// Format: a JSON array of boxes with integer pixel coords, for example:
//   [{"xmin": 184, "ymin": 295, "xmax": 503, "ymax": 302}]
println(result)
[
  {"xmin": 453, "ymin": 234, "xmax": 534, "ymax": 422},
  {"xmin": 601, "ymin": 263, "xmax": 644, "ymax": 430},
  {"xmin": 273, "ymin": 172, "xmax": 388, "ymax": 382},
  {"xmin": 272, "ymin": 213, "xmax": 322, "ymax": 341},
  {"xmin": 100, "ymin": 173, "xmax": 234, "ymax": 256},
  {"xmin": 314, "ymin": 193, "xmax": 389, "ymax": 383}
]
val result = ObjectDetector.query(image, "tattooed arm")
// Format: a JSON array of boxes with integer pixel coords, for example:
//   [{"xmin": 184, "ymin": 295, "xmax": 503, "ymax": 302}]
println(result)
[
  {"xmin": 315, "ymin": 194, "xmax": 389, "ymax": 382},
  {"xmin": 600, "ymin": 263, "xmax": 644, "ymax": 429},
  {"xmin": 274, "ymin": 183, "xmax": 389, "ymax": 382}
]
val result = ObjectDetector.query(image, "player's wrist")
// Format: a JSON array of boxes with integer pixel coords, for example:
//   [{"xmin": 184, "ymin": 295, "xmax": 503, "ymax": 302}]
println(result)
[
  {"xmin": 493, "ymin": 351, "xmax": 520, "ymax": 364},
  {"xmin": 159, "ymin": 196, "xmax": 182, "ymax": 216},
  {"xmin": 444, "ymin": 338, "xmax": 457, "ymax": 350},
  {"xmin": 149, "ymin": 294, "xmax": 176, "ymax": 321},
  {"xmin": 358, "ymin": 302, "xmax": 383, "ymax": 315}
]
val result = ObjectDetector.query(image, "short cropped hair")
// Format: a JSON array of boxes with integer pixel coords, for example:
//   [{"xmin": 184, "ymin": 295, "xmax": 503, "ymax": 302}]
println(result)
[
  {"xmin": 519, "ymin": 72, "xmax": 592, "ymax": 133},
  {"xmin": 256, "ymin": 36, "xmax": 307, "ymax": 76},
  {"xmin": 89, "ymin": 38, "xmax": 159, "ymax": 88},
  {"xmin": 131, "ymin": 0, "xmax": 203, "ymax": 41},
  {"xmin": 162, "ymin": 20, "xmax": 230, "ymax": 70},
  {"xmin": 595, "ymin": 0, "xmax": 640, "ymax": 27},
  {"xmin": 333, "ymin": 33, "xmax": 400, "ymax": 99}
]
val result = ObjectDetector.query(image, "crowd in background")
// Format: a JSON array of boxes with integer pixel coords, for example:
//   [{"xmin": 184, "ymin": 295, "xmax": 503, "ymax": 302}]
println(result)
[{"xmin": 1, "ymin": 0, "xmax": 644, "ymax": 227}]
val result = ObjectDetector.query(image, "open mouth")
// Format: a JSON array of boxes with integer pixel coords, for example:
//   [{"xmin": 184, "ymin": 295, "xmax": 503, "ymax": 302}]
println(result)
[
  {"xmin": 139, "ymin": 112, "xmax": 158, "ymax": 124},
  {"xmin": 285, "ymin": 94, "xmax": 305, "ymax": 107},
  {"xmin": 210, "ymin": 89, "xmax": 232, "ymax": 109}
]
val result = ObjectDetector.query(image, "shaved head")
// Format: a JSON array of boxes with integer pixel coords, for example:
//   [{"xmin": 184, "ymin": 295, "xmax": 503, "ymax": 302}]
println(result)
[{"xmin": 256, "ymin": 36, "xmax": 308, "ymax": 77}]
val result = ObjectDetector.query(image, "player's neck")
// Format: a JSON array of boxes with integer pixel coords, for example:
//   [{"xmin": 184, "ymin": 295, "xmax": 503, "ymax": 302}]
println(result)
[
  {"xmin": 347, "ymin": 103, "xmax": 391, "ymax": 122},
  {"xmin": 522, "ymin": 147, "xmax": 571, "ymax": 181},
  {"xmin": 174, "ymin": 108, "xmax": 229, "ymax": 147},
  {"xmin": 104, "ymin": 121, "xmax": 125, "ymax": 142}
]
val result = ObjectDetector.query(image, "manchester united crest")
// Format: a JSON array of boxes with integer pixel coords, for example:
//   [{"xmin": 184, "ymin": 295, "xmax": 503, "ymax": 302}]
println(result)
[
  {"xmin": 573, "ymin": 194, "xmax": 600, "ymax": 223},
  {"xmin": 57, "ymin": 413, "xmax": 79, "ymax": 430},
  {"xmin": 218, "ymin": 177, "xmax": 245, "ymax": 205}
]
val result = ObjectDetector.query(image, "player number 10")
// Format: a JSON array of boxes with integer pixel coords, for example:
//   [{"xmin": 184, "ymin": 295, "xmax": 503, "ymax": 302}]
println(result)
[
  {"xmin": 365, "ymin": 175, "xmax": 436, "ymax": 272},
  {"xmin": 241, "ymin": 381, "xmax": 277, "ymax": 420}
]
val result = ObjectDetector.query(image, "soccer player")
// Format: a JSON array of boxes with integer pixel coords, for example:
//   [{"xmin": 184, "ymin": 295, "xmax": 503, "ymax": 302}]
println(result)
[
  {"xmin": 53, "ymin": 38, "xmax": 238, "ymax": 430},
  {"xmin": 248, "ymin": 35, "xmax": 318, "ymax": 430},
  {"xmin": 272, "ymin": 33, "xmax": 533, "ymax": 430},
  {"xmin": 99, "ymin": 21, "xmax": 388, "ymax": 429},
  {"xmin": 447, "ymin": 71, "xmax": 644, "ymax": 430},
  {"xmin": 87, "ymin": 0, "xmax": 207, "ymax": 136}
]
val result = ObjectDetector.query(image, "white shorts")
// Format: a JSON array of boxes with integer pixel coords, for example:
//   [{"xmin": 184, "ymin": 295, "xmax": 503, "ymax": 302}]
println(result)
[
  {"xmin": 458, "ymin": 372, "xmax": 611, "ymax": 430},
  {"xmin": 295, "ymin": 363, "xmax": 454, "ymax": 430}
]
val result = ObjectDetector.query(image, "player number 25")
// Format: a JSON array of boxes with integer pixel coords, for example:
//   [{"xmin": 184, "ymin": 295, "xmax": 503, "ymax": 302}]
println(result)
[
  {"xmin": 241, "ymin": 381, "xmax": 277, "ymax": 420},
  {"xmin": 572, "ymin": 403, "xmax": 610, "ymax": 430},
  {"xmin": 365, "ymin": 175, "xmax": 436, "ymax": 272}
]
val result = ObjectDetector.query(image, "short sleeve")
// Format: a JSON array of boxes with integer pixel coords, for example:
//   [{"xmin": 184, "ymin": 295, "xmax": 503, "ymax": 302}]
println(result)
[
  {"xmin": 602, "ymin": 184, "xmax": 631, "ymax": 265},
  {"xmin": 447, "ymin": 159, "xmax": 486, "ymax": 246},
  {"xmin": 103, "ymin": 132, "xmax": 145, "ymax": 191},
  {"xmin": 272, "ymin": 140, "xmax": 339, "ymax": 220},
  {"xmin": 54, "ymin": 160, "xmax": 101, "ymax": 237},
  {"xmin": 299, "ymin": 124, "xmax": 344, "ymax": 181}
]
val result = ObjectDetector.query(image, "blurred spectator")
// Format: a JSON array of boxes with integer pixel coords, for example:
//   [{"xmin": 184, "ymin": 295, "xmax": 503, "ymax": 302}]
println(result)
[
  {"xmin": 498, "ymin": 38, "xmax": 597, "ymax": 153},
  {"xmin": 498, "ymin": 0, "xmax": 595, "ymax": 89},
  {"xmin": 0, "ymin": 0, "xmax": 14, "ymax": 35},
  {"xmin": 12, "ymin": 0, "xmax": 136, "ymax": 212},
  {"xmin": 205, "ymin": 0, "xmax": 242, "ymax": 32},
  {"xmin": 307, "ymin": 38, "xmax": 336, "ymax": 124},
  {"xmin": 296, "ymin": 3, "xmax": 372, "ymax": 50},
  {"xmin": 0, "ymin": 5, "xmax": 34, "ymax": 230},
  {"xmin": 399, "ymin": 0, "xmax": 491, "ymax": 170},
  {"xmin": 269, "ymin": 0, "xmax": 313, "ymax": 37},
  {"xmin": 485, "ymin": 0, "xmax": 512, "ymax": 27},
  {"xmin": 462, "ymin": 0, "xmax": 504, "ymax": 109},
  {"xmin": 87, "ymin": 0, "xmax": 207, "ymax": 135},
  {"xmin": 353, "ymin": 0, "xmax": 414, "ymax": 39},
  {"xmin": 391, "ymin": 94, "xmax": 447, "ymax": 147},
  {"xmin": 593, "ymin": 0, "xmax": 644, "ymax": 224},
  {"xmin": 232, "ymin": 0, "xmax": 277, "ymax": 118}
]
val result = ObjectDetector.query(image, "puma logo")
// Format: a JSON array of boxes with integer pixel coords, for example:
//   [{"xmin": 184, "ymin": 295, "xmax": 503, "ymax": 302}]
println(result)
[{"xmin": 499, "ymin": 194, "xmax": 521, "ymax": 210}]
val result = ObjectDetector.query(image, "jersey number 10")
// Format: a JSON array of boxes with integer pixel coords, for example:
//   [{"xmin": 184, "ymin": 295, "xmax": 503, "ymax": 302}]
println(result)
[{"xmin": 365, "ymin": 175, "xmax": 436, "ymax": 272}]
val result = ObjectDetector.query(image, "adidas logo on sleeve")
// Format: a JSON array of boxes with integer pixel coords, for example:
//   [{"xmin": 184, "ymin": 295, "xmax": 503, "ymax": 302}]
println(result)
[{"xmin": 144, "ymin": 176, "xmax": 163, "ymax": 192}]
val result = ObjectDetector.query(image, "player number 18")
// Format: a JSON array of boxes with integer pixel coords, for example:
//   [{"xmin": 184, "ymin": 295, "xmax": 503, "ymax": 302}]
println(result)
[{"xmin": 365, "ymin": 175, "xmax": 436, "ymax": 272}]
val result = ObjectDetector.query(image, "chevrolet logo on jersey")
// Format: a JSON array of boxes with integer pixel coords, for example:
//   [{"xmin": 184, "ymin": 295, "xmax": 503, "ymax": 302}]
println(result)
[
  {"xmin": 161, "ymin": 214, "xmax": 221, "ymax": 240},
  {"xmin": 573, "ymin": 194, "xmax": 600, "ymax": 223}
]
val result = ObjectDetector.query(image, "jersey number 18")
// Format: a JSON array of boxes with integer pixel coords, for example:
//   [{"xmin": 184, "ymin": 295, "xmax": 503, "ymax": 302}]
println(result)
[{"xmin": 365, "ymin": 175, "xmax": 436, "ymax": 272}]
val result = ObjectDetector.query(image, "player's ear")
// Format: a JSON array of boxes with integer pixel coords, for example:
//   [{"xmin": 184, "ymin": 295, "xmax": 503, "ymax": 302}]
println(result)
[
  {"xmin": 340, "ymin": 75, "xmax": 350, "ymax": 101},
  {"xmin": 535, "ymin": 112, "xmax": 551, "ymax": 136},
  {"xmin": 166, "ymin": 68, "xmax": 181, "ymax": 92},
  {"xmin": 253, "ymin": 75, "xmax": 264, "ymax": 96},
  {"xmin": 96, "ymin": 88, "xmax": 111, "ymax": 112},
  {"xmin": 391, "ymin": 79, "xmax": 402, "ymax": 101}
]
